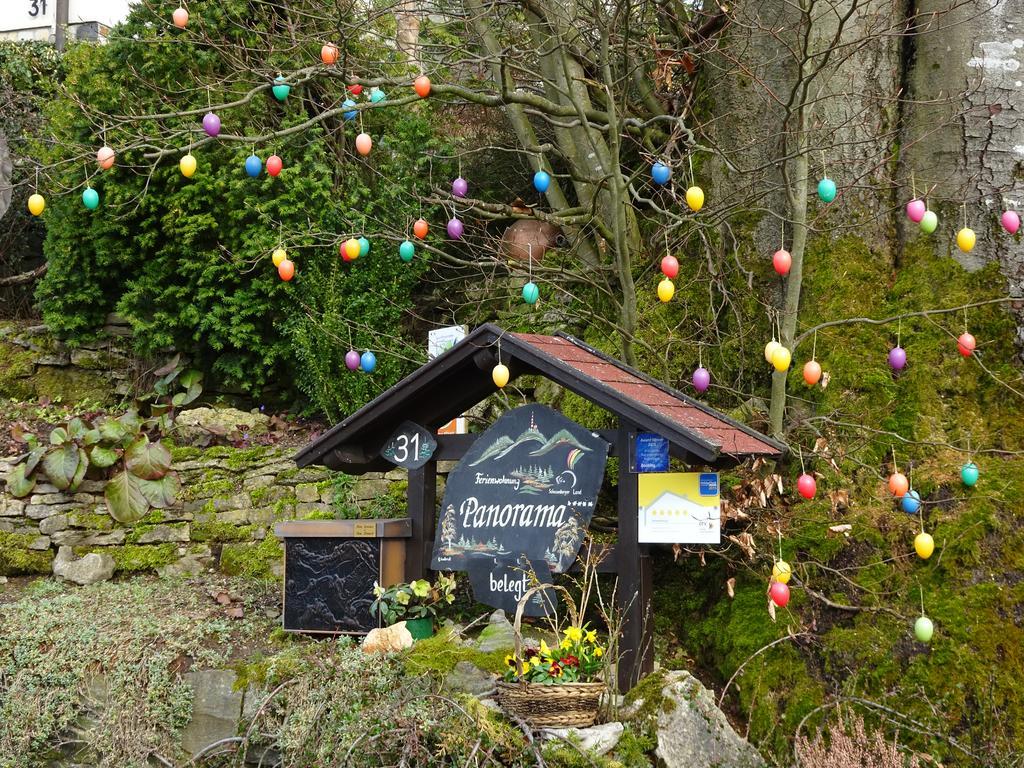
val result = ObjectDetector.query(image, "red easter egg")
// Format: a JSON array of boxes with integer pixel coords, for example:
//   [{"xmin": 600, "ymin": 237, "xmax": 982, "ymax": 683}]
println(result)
[
  {"xmin": 413, "ymin": 218, "xmax": 429, "ymax": 239},
  {"xmin": 802, "ymin": 360, "xmax": 822, "ymax": 386},
  {"xmin": 321, "ymin": 43, "xmax": 339, "ymax": 65},
  {"xmin": 888, "ymin": 472, "xmax": 909, "ymax": 498},
  {"xmin": 773, "ymin": 249, "xmax": 792, "ymax": 276},
  {"xmin": 660, "ymin": 255, "xmax": 679, "ymax": 279},
  {"xmin": 278, "ymin": 259, "xmax": 294, "ymax": 281},
  {"xmin": 266, "ymin": 155, "xmax": 283, "ymax": 177},
  {"xmin": 769, "ymin": 580, "xmax": 790, "ymax": 608},
  {"xmin": 414, "ymin": 75, "xmax": 431, "ymax": 98},
  {"xmin": 957, "ymin": 332, "xmax": 976, "ymax": 357},
  {"xmin": 349, "ymin": 83, "xmax": 363, "ymax": 95},
  {"xmin": 172, "ymin": 6, "xmax": 188, "ymax": 28},
  {"xmin": 797, "ymin": 473, "xmax": 816, "ymax": 499}
]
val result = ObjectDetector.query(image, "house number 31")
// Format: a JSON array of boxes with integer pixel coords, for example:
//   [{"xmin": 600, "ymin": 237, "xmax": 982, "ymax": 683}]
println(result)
[{"xmin": 28, "ymin": 0, "xmax": 49, "ymax": 17}]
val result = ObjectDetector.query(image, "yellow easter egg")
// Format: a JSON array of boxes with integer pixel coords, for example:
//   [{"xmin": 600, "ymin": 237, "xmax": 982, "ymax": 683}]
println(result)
[
  {"xmin": 914, "ymin": 531, "xmax": 934, "ymax": 560},
  {"xmin": 685, "ymin": 186, "xmax": 705, "ymax": 212},
  {"xmin": 771, "ymin": 345, "xmax": 792, "ymax": 372},
  {"xmin": 27, "ymin": 193, "xmax": 45, "ymax": 216},
  {"xmin": 179, "ymin": 153, "xmax": 197, "ymax": 178},
  {"xmin": 272, "ymin": 248, "xmax": 288, "ymax": 267},
  {"xmin": 956, "ymin": 227, "xmax": 975, "ymax": 253},
  {"xmin": 492, "ymin": 363, "xmax": 510, "ymax": 388},
  {"xmin": 764, "ymin": 339, "xmax": 781, "ymax": 363},
  {"xmin": 657, "ymin": 278, "xmax": 675, "ymax": 303},
  {"xmin": 772, "ymin": 560, "xmax": 792, "ymax": 584}
]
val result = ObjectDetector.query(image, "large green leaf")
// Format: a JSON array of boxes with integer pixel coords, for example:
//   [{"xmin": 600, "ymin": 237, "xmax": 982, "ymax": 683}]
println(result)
[
  {"xmin": 124, "ymin": 436, "xmax": 172, "ymax": 480},
  {"xmin": 69, "ymin": 449, "xmax": 89, "ymax": 492},
  {"xmin": 99, "ymin": 418, "xmax": 128, "ymax": 443},
  {"xmin": 6, "ymin": 463, "xmax": 36, "ymax": 498},
  {"xmin": 23, "ymin": 446, "xmax": 46, "ymax": 475},
  {"xmin": 105, "ymin": 471, "xmax": 149, "ymax": 523},
  {"xmin": 138, "ymin": 473, "xmax": 181, "ymax": 509},
  {"xmin": 49, "ymin": 427, "xmax": 68, "ymax": 446},
  {"xmin": 42, "ymin": 444, "xmax": 81, "ymax": 490},
  {"xmin": 90, "ymin": 444, "xmax": 119, "ymax": 468},
  {"xmin": 67, "ymin": 417, "xmax": 87, "ymax": 440},
  {"xmin": 178, "ymin": 369, "xmax": 202, "ymax": 388},
  {"xmin": 83, "ymin": 428, "xmax": 102, "ymax": 446}
]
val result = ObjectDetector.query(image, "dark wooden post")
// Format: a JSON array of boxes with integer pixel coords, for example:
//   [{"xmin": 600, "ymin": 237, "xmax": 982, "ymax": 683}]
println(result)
[
  {"xmin": 405, "ymin": 461, "xmax": 437, "ymax": 582},
  {"xmin": 616, "ymin": 420, "xmax": 653, "ymax": 692}
]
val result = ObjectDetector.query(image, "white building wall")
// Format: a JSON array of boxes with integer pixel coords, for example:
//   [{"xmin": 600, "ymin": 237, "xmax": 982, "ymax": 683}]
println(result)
[{"xmin": 0, "ymin": 0, "xmax": 135, "ymax": 42}]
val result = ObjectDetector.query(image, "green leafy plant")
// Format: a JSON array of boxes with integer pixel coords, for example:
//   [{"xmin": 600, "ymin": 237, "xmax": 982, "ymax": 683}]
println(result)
[{"xmin": 370, "ymin": 574, "xmax": 456, "ymax": 625}]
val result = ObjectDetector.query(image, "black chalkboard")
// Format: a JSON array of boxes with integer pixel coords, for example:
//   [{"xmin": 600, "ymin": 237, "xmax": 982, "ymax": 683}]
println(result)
[
  {"xmin": 431, "ymin": 404, "xmax": 609, "ymax": 573},
  {"xmin": 467, "ymin": 555, "xmax": 556, "ymax": 618},
  {"xmin": 283, "ymin": 538, "xmax": 380, "ymax": 633},
  {"xmin": 380, "ymin": 420, "xmax": 437, "ymax": 470}
]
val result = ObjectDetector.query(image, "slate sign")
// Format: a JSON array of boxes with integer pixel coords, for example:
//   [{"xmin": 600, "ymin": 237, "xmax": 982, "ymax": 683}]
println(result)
[
  {"xmin": 283, "ymin": 537, "xmax": 380, "ymax": 633},
  {"xmin": 633, "ymin": 432, "xmax": 669, "ymax": 472},
  {"xmin": 380, "ymin": 420, "xmax": 437, "ymax": 470},
  {"xmin": 431, "ymin": 404, "xmax": 609, "ymax": 574},
  {"xmin": 466, "ymin": 556, "xmax": 556, "ymax": 618}
]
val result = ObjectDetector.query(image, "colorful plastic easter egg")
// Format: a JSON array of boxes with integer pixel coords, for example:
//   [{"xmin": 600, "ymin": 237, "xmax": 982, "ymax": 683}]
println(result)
[
  {"xmin": 414, "ymin": 75, "xmax": 431, "ymax": 97},
  {"xmin": 1001, "ymin": 210, "xmax": 1020, "ymax": 235},
  {"xmin": 345, "ymin": 350, "xmax": 360, "ymax": 371},
  {"xmin": 272, "ymin": 75, "xmax": 290, "ymax": 102},
  {"xmin": 914, "ymin": 615, "xmax": 933, "ymax": 643},
  {"xmin": 179, "ymin": 153, "xmax": 197, "ymax": 178},
  {"xmin": 772, "ymin": 561, "xmax": 792, "ymax": 585},
  {"xmin": 657, "ymin": 278, "xmax": 675, "ymax": 303},
  {"xmin": 773, "ymin": 249, "xmax": 792, "ymax": 276},
  {"xmin": 533, "ymin": 170, "xmax": 551, "ymax": 194},
  {"xmin": 358, "ymin": 237, "xmax": 370, "ymax": 258},
  {"xmin": 771, "ymin": 345, "xmax": 791, "ymax": 372},
  {"xmin": 342, "ymin": 99, "xmax": 357, "ymax": 121},
  {"xmin": 901, "ymin": 489, "xmax": 921, "ymax": 515},
  {"xmin": 769, "ymin": 580, "xmax": 790, "ymax": 608},
  {"xmin": 888, "ymin": 346, "xmax": 907, "ymax": 370},
  {"xmin": 956, "ymin": 227, "xmax": 976, "ymax": 253},
  {"xmin": 914, "ymin": 531, "xmax": 934, "ymax": 560},
  {"xmin": 272, "ymin": 248, "xmax": 287, "ymax": 267},
  {"xmin": 27, "ymin": 193, "xmax": 45, "ymax": 216},
  {"xmin": 413, "ymin": 218, "xmax": 429, "ymax": 239},
  {"xmin": 492, "ymin": 363, "xmax": 510, "ymax": 388},
  {"xmin": 888, "ymin": 472, "xmax": 909, "ymax": 498},
  {"xmin": 355, "ymin": 132, "xmax": 372, "ymax": 156},
  {"xmin": 961, "ymin": 461, "xmax": 979, "ymax": 487},
  {"xmin": 399, "ymin": 240, "xmax": 415, "ymax": 262},
  {"xmin": 764, "ymin": 339, "xmax": 781, "ymax": 364},
  {"xmin": 452, "ymin": 177, "xmax": 468, "ymax": 198},
  {"xmin": 343, "ymin": 238, "xmax": 360, "ymax": 260},
  {"xmin": 522, "ymin": 281, "xmax": 539, "ymax": 305},
  {"xmin": 245, "ymin": 154, "xmax": 262, "ymax": 178},
  {"xmin": 906, "ymin": 199, "xmax": 926, "ymax": 223},
  {"xmin": 685, "ymin": 186, "xmax": 704, "ymax": 212},
  {"xmin": 651, "ymin": 162, "xmax": 671, "ymax": 185},
  {"xmin": 957, "ymin": 332, "xmax": 976, "ymax": 357},
  {"xmin": 692, "ymin": 366, "xmax": 711, "ymax": 393},
  {"xmin": 202, "ymin": 112, "xmax": 220, "ymax": 137},
  {"xmin": 82, "ymin": 187, "xmax": 99, "ymax": 210},
  {"xmin": 321, "ymin": 43, "xmax": 339, "ymax": 65},
  {"xmin": 370, "ymin": 88, "xmax": 386, "ymax": 103},
  {"xmin": 919, "ymin": 210, "xmax": 938, "ymax": 234},
  {"xmin": 172, "ymin": 6, "xmax": 188, "ymax": 28},
  {"xmin": 266, "ymin": 154, "xmax": 283, "ymax": 177},
  {"xmin": 447, "ymin": 218, "xmax": 464, "ymax": 239},
  {"xmin": 348, "ymin": 83, "xmax": 363, "ymax": 96},
  {"xmin": 797, "ymin": 473, "xmax": 816, "ymax": 499},
  {"xmin": 660, "ymin": 255, "xmax": 679, "ymax": 279},
  {"xmin": 803, "ymin": 360, "xmax": 822, "ymax": 386},
  {"xmin": 360, "ymin": 351, "xmax": 376, "ymax": 372},
  {"xmin": 278, "ymin": 259, "xmax": 294, "ymax": 281},
  {"xmin": 817, "ymin": 177, "xmax": 836, "ymax": 203},
  {"xmin": 97, "ymin": 146, "xmax": 115, "ymax": 170}
]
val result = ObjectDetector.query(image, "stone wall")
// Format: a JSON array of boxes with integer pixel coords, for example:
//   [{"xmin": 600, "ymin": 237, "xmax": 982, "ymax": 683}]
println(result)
[{"xmin": 0, "ymin": 444, "xmax": 351, "ymax": 579}]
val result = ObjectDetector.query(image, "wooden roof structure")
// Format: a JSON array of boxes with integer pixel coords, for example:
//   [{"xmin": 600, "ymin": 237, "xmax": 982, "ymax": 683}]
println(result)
[{"xmin": 296, "ymin": 323, "xmax": 784, "ymax": 472}]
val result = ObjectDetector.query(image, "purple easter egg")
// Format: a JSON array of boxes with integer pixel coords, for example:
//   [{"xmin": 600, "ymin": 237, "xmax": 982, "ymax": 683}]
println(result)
[
  {"xmin": 345, "ymin": 350, "xmax": 360, "ymax": 371},
  {"xmin": 447, "ymin": 217, "xmax": 464, "ymax": 239},
  {"xmin": 202, "ymin": 112, "xmax": 221, "ymax": 137},
  {"xmin": 888, "ymin": 346, "xmax": 907, "ymax": 370},
  {"xmin": 452, "ymin": 177, "xmax": 468, "ymax": 198},
  {"xmin": 692, "ymin": 366, "xmax": 711, "ymax": 393}
]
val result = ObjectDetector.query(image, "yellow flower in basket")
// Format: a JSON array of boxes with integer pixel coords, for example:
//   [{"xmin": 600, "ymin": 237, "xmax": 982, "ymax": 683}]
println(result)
[
  {"xmin": 560, "ymin": 638, "xmax": 572, "ymax": 650},
  {"xmin": 594, "ymin": 646, "xmax": 604, "ymax": 658},
  {"xmin": 586, "ymin": 630, "xmax": 597, "ymax": 643},
  {"xmin": 564, "ymin": 627, "xmax": 583, "ymax": 643}
]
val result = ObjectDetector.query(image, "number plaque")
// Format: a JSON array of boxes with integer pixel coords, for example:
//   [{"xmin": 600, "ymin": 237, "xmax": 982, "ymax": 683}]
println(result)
[{"xmin": 379, "ymin": 421, "xmax": 437, "ymax": 470}]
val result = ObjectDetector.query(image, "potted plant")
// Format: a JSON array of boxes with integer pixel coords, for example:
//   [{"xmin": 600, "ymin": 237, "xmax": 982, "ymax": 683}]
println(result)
[{"xmin": 370, "ymin": 574, "xmax": 456, "ymax": 639}]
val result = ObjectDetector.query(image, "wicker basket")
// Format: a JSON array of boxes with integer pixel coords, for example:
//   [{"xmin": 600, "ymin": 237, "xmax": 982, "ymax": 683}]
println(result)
[{"xmin": 496, "ymin": 680, "xmax": 604, "ymax": 728}]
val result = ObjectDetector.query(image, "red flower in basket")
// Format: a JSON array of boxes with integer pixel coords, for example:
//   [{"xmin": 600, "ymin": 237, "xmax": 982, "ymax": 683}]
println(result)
[
  {"xmin": 550, "ymin": 662, "xmax": 563, "ymax": 677},
  {"xmin": 560, "ymin": 655, "xmax": 580, "ymax": 668}
]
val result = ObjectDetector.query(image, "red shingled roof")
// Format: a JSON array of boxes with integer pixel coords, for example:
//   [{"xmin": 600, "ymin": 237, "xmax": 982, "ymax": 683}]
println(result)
[{"xmin": 513, "ymin": 333, "xmax": 780, "ymax": 457}]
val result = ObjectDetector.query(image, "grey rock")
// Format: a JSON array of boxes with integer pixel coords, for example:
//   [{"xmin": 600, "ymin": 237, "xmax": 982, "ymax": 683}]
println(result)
[
  {"xmin": 247, "ymin": 507, "xmax": 276, "ymax": 526},
  {"xmin": 75, "ymin": 480, "xmax": 107, "ymax": 493},
  {"xmin": 0, "ymin": 498, "xmax": 24, "ymax": 517},
  {"xmin": 26, "ymin": 502, "xmax": 82, "ymax": 519},
  {"xmin": 542, "ymin": 722, "xmax": 624, "ymax": 757},
  {"xmin": 39, "ymin": 514, "xmax": 69, "ymax": 535},
  {"xmin": 213, "ymin": 494, "xmax": 252, "ymax": 512},
  {"xmin": 180, "ymin": 669, "xmax": 244, "ymax": 757},
  {"xmin": 215, "ymin": 509, "xmax": 250, "ymax": 525},
  {"xmin": 53, "ymin": 546, "xmax": 115, "ymax": 586},
  {"xmin": 295, "ymin": 483, "xmax": 320, "ymax": 503},
  {"xmin": 175, "ymin": 407, "xmax": 270, "ymax": 442},
  {"xmin": 476, "ymin": 609, "xmax": 517, "ymax": 652},
  {"xmin": 351, "ymin": 477, "xmax": 390, "ymax": 501},
  {"xmin": 30, "ymin": 493, "xmax": 74, "ymax": 505},
  {"xmin": 0, "ymin": 521, "xmax": 14, "ymax": 533},
  {"xmin": 654, "ymin": 671, "xmax": 766, "ymax": 768},
  {"xmin": 28, "ymin": 535, "xmax": 50, "ymax": 550},
  {"xmin": 35, "ymin": 352, "xmax": 71, "ymax": 366},
  {"xmin": 295, "ymin": 502, "xmax": 328, "ymax": 516},
  {"xmin": 51, "ymin": 529, "xmax": 126, "ymax": 547},
  {"xmin": 156, "ymin": 555, "xmax": 208, "ymax": 578},
  {"xmin": 136, "ymin": 524, "xmax": 190, "ymax": 544},
  {"xmin": 242, "ymin": 474, "xmax": 276, "ymax": 490},
  {"xmin": 444, "ymin": 661, "xmax": 497, "ymax": 697}
]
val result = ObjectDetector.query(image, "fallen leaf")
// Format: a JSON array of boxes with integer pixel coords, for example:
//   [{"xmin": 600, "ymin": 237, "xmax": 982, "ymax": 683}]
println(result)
[
  {"xmin": 727, "ymin": 532, "xmax": 757, "ymax": 560},
  {"xmin": 214, "ymin": 591, "xmax": 232, "ymax": 605},
  {"xmin": 767, "ymin": 600, "xmax": 777, "ymax": 622},
  {"xmin": 672, "ymin": 543, "xmax": 683, "ymax": 562},
  {"xmin": 226, "ymin": 606, "xmax": 244, "ymax": 619},
  {"xmin": 727, "ymin": 577, "xmax": 736, "ymax": 598},
  {"xmin": 828, "ymin": 523, "xmax": 852, "ymax": 537},
  {"xmin": 820, "ymin": 371, "xmax": 831, "ymax": 389}
]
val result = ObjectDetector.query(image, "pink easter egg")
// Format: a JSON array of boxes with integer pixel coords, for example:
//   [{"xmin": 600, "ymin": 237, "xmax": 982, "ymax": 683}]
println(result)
[
  {"xmin": 1002, "ymin": 210, "xmax": 1021, "ymax": 235},
  {"xmin": 906, "ymin": 199, "xmax": 926, "ymax": 223}
]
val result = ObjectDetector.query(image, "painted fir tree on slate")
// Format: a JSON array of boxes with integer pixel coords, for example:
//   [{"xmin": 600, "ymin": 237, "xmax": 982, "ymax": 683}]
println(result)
[{"xmin": 440, "ymin": 505, "xmax": 457, "ymax": 550}]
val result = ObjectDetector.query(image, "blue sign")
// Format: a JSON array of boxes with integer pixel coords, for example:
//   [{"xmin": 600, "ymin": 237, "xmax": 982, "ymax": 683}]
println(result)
[
  {"xmin": 634, "ymin": 433, "xmax": 669, "ymax": 473},
  {"xmin": 699, "ymin": 473, "xmax": 719, "ymax": 496}
]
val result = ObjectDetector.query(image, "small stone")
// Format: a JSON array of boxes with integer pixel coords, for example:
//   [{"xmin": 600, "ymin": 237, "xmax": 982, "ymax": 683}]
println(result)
[
  {"xmin": 263, "ymin": 606, "xmax": 281, "ymax": 619},
  {"xmin": 215, "ymin": 509, "xmax": 250, "ymax": 525},
  {"xmin": 444, "ymin": 661, "xmax": 497, "ymax": 697},
  {"xmin": 156, "ymin": 556, "xmax": 207, "ymax": 578},
  {"xmin": 242, "ymin": 474, "xmax": 275, "ymax": 490},
  {"xmin": 0, "ymin": 498, "xmax": 25, "ymax": 517},
  {"xmin": 476, "ymin": 610, "xmax": 517, "ymax": 652},
  {"xmin": 362, "ymin": 622, "xmax": 414, "ymax": 654},
  {"xmin": 26, "ymin": 502, "xmax": 83, "ymax": 520},
  {"xmin": 39, "ymin": 514, "xmax": 69, "ymax": 535},
  {"xmin": 51, "ymin": 529, "xmax": 126, "ymax": 546},
  {"xmin": 136, "ymin": 524, "xmax": 190, "ymax": 544},
  {"xmin": 213, "ymin": 494, "xmax": 252, "ymax": 512},
  {"xmin": 248, "ymin": 507, "xmax": 275, "ymax": 526},
  {"xmin": 28, "ymin": 535, "xmax": 51, "ymax": 550},
  {"xmin": 180, "ymin": 670, "xmax": 244, "ymax": 757},
  {"xmin": 542, "ymin": 722, "xmax": 624, "ymax": 756},
  {"xmin": 75, "ymin": 480, "xmax": 107, "ymax": 493},
  {"xmin": 296, "ymin": 502, "xmax": 329, "ymax": 516},
  {"xmin": 29, "ymin": 493, "xmax": 74, "ymax": 505},
  {"xmin": 295, "ymin": 483, "xmax": 320, "ymax": 503},
  {"xmin": 174, "ymin": 406, "xmax": 270, "ymax": 443},
  {"xmin": 53, "ymin": 546, "xmax": 115, "ymax": 585},
  {"xmin": 350, "ymin": 477, "xmax": 390, "ymax": 502}
]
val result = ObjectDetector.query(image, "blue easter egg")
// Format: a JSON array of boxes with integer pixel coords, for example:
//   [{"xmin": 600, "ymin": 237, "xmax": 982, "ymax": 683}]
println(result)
[
  {"xmin": 901, "ymin": 489, "xmax": 921, "ymax": 515},
  {"xmin": 358, "ymin": 237, "xmax": 370, "ymax": 258},
  {"xmin": 961, "ymin": 462, "xmax": 979, "ymax": 487},
  {"xmin": 651, "ymin": 162, "xmax": 671, "ymax": 185},
  {"xmin": 272, "ymin": 76, "xmax": 290, "ymax": 102},
  {"xmin": 817, "ymin": 177, "xmax": 837, "ymax": 203},
  {"xmin": 522, "ymin": 281, "xmax": 539, "ymax": 304},
  {"xmin": 360, "ymin": 351, "xmax": 376, "ymax": 373},
  {"xmin": 81, "ymin": 187, "xmax": 99, "ymax": 210},
  {"xmin": 533, "ymin": 170, "xmax": 550, "ymax": 193},
  {"xmin": 343, "ymin": 98, "xmax": 357, "ymax": 120},
  {"xmin": 399, "ymin": 240, "xmax": 415, "ymax": 262},
  {"xmin": 370, "ymin": 88, "xmax": 386, "ymax": 103},
  {"xmin": 245, "ymin": 154, "xmax": 262, "ymax": 177}
]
